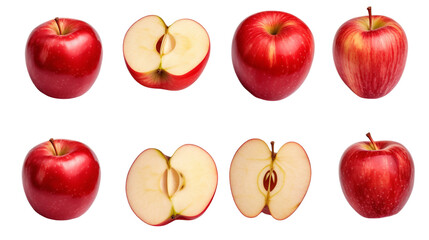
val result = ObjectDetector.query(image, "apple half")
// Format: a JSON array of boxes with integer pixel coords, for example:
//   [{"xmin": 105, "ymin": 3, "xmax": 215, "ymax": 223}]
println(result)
[
  {"xmin": 126, "ymin": 144, "xmax": 217, "ymax": 226},
  {"xmin": 230, "ymin": 139, "xmax": 311, "ymax": 220},
  {"xmin": 123, "ymin": 15, "xmax": 210, "ymax": 90}
]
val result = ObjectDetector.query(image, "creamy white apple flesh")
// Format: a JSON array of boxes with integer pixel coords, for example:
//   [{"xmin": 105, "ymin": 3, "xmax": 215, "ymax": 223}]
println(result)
[
  {"xmin": 123, "ymin": 15, "xmax": 210, "ymax": 90},
  {"xmin": 230, "ymin": 139, "xmax": 311, "ymax": 220},
  {"xmin": 126, "ymin": 145, "xmax": 217, "ymax": 226}
]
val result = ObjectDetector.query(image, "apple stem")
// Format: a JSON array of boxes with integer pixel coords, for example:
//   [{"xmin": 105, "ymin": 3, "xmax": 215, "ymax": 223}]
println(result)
[
  {"xmin": 49, "ymin": 138, "xmax": 59, "ymax": 156},
  {"xmin": 54, "ymin": 17, "xmax": 63, "ymax": 35},
  {"xmin": 367, "ymin": 6, "xmax": 373, "ymax": 30},
  {"xmin": 270, "ymin": 141, "xmax": 276, "ymax": 160},
  {"xmin": 366, "ymin": 132, "xmax": 379, "ymax": 150}
]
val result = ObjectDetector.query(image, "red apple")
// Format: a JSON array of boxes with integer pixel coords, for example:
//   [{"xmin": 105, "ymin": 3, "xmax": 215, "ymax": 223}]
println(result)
[
  {"xmin": 25, "ymin": 18, "xmax": 103, "ymax": 99},
  {"xmin": 232, "ymin": 11, "xmax": 314, "ymax": 101},
  {"xmin": 22, "ymin": 139, "xmax": 101, "ymax": 220},
  {"xmin": 333, "ymin": 7, "xmax": 407, "ymax": 98},
  {"xmin": 123, "ymin": 15, "xmax": 210, "ymax": 90},
  {"xmin": 339, "ymin": 133, "xmax": 414, "ymax": 218}
]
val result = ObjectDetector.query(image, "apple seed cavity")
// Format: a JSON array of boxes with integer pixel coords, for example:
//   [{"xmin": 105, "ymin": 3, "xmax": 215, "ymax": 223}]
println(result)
[
  {"xmin": 161, "ymin": 167, "xmax": 184, "ymax": 198},
  {"xmin": 156, "ymin": 33, "xmax": 176, "ymax": 56},
  {"xmin": 263, "ymin": 170, "xmax": 278, "ymax": 192}
]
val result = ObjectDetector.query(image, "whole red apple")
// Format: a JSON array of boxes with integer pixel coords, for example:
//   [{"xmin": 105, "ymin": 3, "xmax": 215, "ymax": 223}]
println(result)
[
  {"xmin": 25, "ymin": 18, "xmax": 103, "ymax": 99},
  {"xmin": 333, "ymin": 7, "xmax": 407, "ymax": 98},
  {"xmin": 339, "ymin": 133, "xmax": 414, "ymax": 218},
  {"xmin": 232, "ymin": 11, "xmax": 314, "ymax": 101},
  {"xmin": 22, "ymin": 139, "xmax": 101, "ymax": 220}
]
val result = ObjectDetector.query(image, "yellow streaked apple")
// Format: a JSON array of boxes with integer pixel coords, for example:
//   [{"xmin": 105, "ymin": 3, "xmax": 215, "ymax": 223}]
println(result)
[
  {"xmin": 230, "ymin": 139, "xmax": 311, "ymax": 220},
  {"xmin": 123, "ymin": 15, "xmax": 210, "ymax": 90},
  {"xmin": 126, "ymin": 144, "xmax": 217, "ymax": 226},
  {"xmin": 333, "ymin": 7, "xmax": 407, "ymax": 98}
]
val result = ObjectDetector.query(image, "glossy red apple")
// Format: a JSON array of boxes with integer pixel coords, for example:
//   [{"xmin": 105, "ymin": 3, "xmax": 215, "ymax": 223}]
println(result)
[
  {"xmin": 339, "ymin": 133, "xmax": 414, "ymax": 218},
  {"xmin": 232, "ymin": 11, "xmax": 314, "ymax": 101},
  {"xmin": 123, "ymin": 15, "xmax": 210, "ymax": 90},
  {"xmin": 22, "ymin": 139, "xmax": 101, "ymax": 220},
  {"xmin": 26, "ymin": 18, "xmax": 103, "ymax": 99},
  {"xmin": 333, "ymin": 7, "xmax": 407, "ymax": 98}
]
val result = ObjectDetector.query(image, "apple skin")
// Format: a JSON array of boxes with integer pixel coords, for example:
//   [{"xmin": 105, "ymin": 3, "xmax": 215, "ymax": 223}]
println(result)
[
  {"xmin": 232, "ymin": 11, "xmax": 314, "ymax": 101},
  {"xmin": 25, "ymin": 18, "xmax": 103, "ymax": 99},
  {"xmin": 124, "ymin": 48, "xmax": 210, "ymax": 91},
  {"xmin": 22, "ymin": 139, "xmax": 101, "ymax": 220},
  {"xmin": 333, "ymin": 8, "xmax": 407, "ymax": 98},
  {"xmin": 339, "ymin": 134, "xmax": 414, "ymax": 218},
  {"xmin": 129, "ymin": 189, "xmax": 215, "ymax": 227},
  {"xmin": 123, "ymin": 17, "xmax": 210, "ymax": 91}
]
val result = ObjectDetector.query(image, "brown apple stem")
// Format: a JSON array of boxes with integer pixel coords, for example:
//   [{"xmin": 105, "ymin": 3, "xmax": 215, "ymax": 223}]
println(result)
[
  {"xmin": 366, "ymin": 132, "xmax": 379, "ymax": 150},
  {"xmin": 49, "ymin": 138, "xmax": 59, "ymax": 156},
  {"xmin": 54, "ymin": 17, "xmax": 63, "ymax": 35},
  {"xmin": 270, "ymin": 141, "xmax": 276, "ymax": 160},
  {"xmin": 165, "ymin": 154, "xmax": 172, "ymax": 167},
  {"xmin": 367, "ymin": 6, "xmax": 373, "ymax": 30}
]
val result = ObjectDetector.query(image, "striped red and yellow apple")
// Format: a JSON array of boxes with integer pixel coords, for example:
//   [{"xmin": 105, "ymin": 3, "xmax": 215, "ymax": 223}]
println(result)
[
  {"xmin": 333, "ymin": 7, "xmax": 407, "ymax": 98},
  {"xmin": 232, "ymin": 11, "xmax": 314, "ymax": 101},
  {"xmin": 229, "ymin": 139, "xmax": 311, "ymax": 220},
  {"xmin": 123, "ymin": 15, "xmax": 210, "ymax": 90}
]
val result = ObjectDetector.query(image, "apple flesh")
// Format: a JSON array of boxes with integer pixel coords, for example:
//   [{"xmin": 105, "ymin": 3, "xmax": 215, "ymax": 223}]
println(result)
[
  {"xmin": 339, "ymin": 133, "xmax": 414, "ymax": 218},
  {"xmin": 333, "ymin": 7, "xmax": 407, "ymax": 98},
  {"xmin": 230, "ymin": 139, "xmax": 311, "ymax": 220},
  {"xmin": 123, "ymin": 15, "xmax": 210, "ymax": 90},
  {"xmin": 232, "ymin": 11, "xmax": 314, "ymax": 101},
  {"xmin": 25, "ymin": 18, "xmax": 102, "ymax": 99},
  {"xmin": 126, "ymin": 144, "xmax": 217, "ymax": 226},
  {"xmin": 22, "ymin": 139, "xmax": 100, "ymax": 220}
]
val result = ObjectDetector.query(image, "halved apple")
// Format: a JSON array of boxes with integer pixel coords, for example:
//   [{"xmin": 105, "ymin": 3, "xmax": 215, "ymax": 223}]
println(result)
[
  {"xmin": 123, "ymin": 15, "xmax": 210, "ymax": 90},
  {"xmin": 126, "ymin": 144, "xmax": 217, "ymax": 226},
  {"xmin": 230, "ymin": 139, "xmax": 311, "ymax": 220}
]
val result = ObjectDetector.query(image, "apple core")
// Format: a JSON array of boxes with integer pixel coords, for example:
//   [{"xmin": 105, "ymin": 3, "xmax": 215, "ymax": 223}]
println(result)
[
  {"xmin": 263, "ymin": 170, "xmax": 278, "ymax": 192},
  {"xmin": 161, "ymin": 167, "xmax": 184, "ymax": 198}
]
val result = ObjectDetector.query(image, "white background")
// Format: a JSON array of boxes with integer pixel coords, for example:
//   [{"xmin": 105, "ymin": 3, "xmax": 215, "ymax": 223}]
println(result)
[{"xmin": 0, "ymin": 0, "xmax": 426, "ymax": 239}]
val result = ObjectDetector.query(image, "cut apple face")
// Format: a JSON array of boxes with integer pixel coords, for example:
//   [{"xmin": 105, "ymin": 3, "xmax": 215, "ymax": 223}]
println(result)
[
  {"xmin": 126, "ymin": 144, "xmax": 217, "ymax": 226},
  {"xmin": 230, "ymin": 139, "xmax": 311, "ymax": 220},
  {"xmin": 123, "ymin": 15, "xmax": 210, "ymax": 90}
]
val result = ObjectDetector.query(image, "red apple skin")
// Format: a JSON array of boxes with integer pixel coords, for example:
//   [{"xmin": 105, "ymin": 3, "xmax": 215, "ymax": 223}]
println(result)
[
  {"xmin": 232, "ymin": 11, "xmax": 314, "ymax": 101},
  {"xmin": 333, "ymin": 11, "xmax": 407, "ymax": 98},
  {"xmin": 26, "ymin": 18, "xmax": 103, "ymax": 99},
  {"xmin": 339, "ymin": 138, "xmax": 414, "ymax": 218},
  {"xmin": 123, "ymin": 17, "xmax": 210, "ymax": 91},
  {"xmin": 22, "ymin": 139, "xmax": 101, "ymax": 220},
  {"xmin": 144, "ymin": 196, "xmax": 216, "ymax": 226},
  {"xmin": 124, "ymin": 47, "xmax": 210, "ymax": 91}
]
